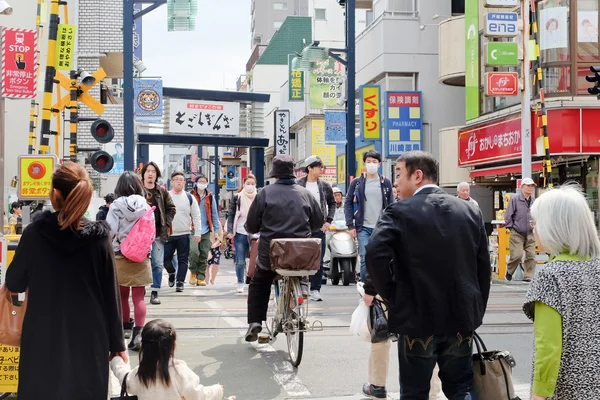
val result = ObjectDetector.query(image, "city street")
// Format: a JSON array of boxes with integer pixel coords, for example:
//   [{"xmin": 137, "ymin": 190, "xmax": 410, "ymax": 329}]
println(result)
[{"xmin": 110, "ymin": 258, "xmax": 534, "ymax": 400}]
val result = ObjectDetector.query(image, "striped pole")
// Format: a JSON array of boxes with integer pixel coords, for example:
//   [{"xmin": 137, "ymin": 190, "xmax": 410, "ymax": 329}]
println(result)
[
  {"xmin": 68, "ymin": 71, "xmax": 78, "ymax": 161},
  {"xmin": 39, "ymin": 0, "xmax": 60, "ymax": 154},
  {"xmin": 530, "ymin": 1, "xmax": 552, "ymax": 188}
]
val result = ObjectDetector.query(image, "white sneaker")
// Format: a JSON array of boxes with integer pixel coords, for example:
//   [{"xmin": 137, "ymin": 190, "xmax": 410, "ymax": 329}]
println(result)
[
  {"xmin": 310, "ymin": 290, "xmax": 323, "ymax": 301},
  {"xmin": 237, "ymin": 284, "xmax": 244, "ymax": 293}
]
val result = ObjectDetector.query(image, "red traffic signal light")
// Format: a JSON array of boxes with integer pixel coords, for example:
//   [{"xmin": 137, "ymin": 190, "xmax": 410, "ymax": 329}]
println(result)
[
  {"xmin": 91, "ymin": 119, "xmax": 114, "ymax": 144},
  {"xmin": 90, "ymin": 150, "xmax": 114, "ymax": 173}
]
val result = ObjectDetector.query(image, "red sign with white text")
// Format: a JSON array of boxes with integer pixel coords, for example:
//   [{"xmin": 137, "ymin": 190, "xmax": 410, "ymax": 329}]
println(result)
[
  {"xmin": 1, "ymin": 28, "xmax": 38, "ymax": 98},
  {"xmin": 485, "ymin": 72, "xmax": 518, "ymax": 97}
]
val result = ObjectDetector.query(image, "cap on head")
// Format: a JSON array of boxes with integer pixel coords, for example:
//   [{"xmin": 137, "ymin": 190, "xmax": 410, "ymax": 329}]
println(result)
[
  {"xmin": 521, "ymin": 177, "xmax": 536, "ymax": 186},
  {"xmin": 269, "ymin": 154, "xmax": 296, "ymax": 179},
  {"xmin": 332, "ymin": 187, "xmax": 343, "ymax": 195}
]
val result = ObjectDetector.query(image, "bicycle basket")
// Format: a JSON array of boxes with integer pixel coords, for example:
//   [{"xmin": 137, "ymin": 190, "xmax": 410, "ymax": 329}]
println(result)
[{"xmin": 270, "ymin": 238, "xmax": 322, "ymax": 276}]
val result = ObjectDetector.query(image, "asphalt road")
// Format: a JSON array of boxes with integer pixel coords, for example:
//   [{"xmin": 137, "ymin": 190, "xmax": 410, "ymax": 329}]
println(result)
[{"xmin": 109, "ymin": 258, "xmax": 534, "ymax": 400}]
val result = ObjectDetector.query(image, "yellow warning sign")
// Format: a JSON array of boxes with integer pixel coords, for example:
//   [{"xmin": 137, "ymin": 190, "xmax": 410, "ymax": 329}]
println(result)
[
  {"xmin": 18, "ymin": 155, "xmax": 57, "ymax": 200},
  {"xmin": 0, "ymin": 344, "xmax": 19, "ymax": 392},
  {"xmin": 55, "ymin": 24, "xmax": 76, "ymax": 71}
]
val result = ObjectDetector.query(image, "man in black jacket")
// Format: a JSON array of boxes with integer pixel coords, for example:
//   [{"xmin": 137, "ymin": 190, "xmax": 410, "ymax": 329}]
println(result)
[
  {"xmin": 366, "ymin": 151, "xmax": 491, "ymax": 399},
  {"xmin": 244, "ymin": 155, "xmax": 323, "ymax": 342}
]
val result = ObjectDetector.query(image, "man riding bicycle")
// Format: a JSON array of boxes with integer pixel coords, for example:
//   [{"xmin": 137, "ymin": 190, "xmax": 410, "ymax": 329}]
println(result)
[{"xmin": 244, "ymin": 155, "xmax": 323, "ymax": 342}]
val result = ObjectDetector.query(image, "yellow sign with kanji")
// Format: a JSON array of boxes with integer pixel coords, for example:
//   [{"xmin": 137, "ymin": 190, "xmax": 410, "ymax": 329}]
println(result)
[
  {"xmin": 356, "ymin": 144, "xmax": 376, "ymax": 178},
  {"xmin": 18, "ymin": 155, "xmax": 58, "ymax": 200},
  {"xmin": 360, "ymin": 85, "xmax": 381, "ymax": 140},
  {"xmin": 337, "ymin": 154, "xmax": 346, "ymax": 184},
  {"xmin": 288, "ymin": 57, "xmax": 304, "ymax": 102},
  {"xmin": 0, "ymin": 344, "xmax": 19, "ymax": 392},
  {"xmin": 55, "ymin": 24, "xmax": 76, "ymax": 71}
]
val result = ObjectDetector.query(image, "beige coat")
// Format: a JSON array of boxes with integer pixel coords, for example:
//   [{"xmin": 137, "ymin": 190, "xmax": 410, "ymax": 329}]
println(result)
[{"xmin": 115, "ymin": 256, "xmax": 152, "ymax": 287}]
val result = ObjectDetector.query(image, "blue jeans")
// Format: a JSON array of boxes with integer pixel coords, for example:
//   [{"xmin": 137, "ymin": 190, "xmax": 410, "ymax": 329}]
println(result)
[
  {"xmin": 150, "ymin": 238, "xmax": 165, "ymax": 290},
  {"xmin": 357, "ymin": 227, "xmax": 373, "ymax": 281},
  {"xmin": 398, "ymin": 333, "xmax": 476, "ymax": 400},
  {"xmin": 234, "ymin": 233, "xmax": 250, "ymax": 284},
  {"xmin": 310, "ymin": 230, "xmax": 326, "ymax": 291},
  {"xmin": 164, "ymin": 234, "xmax": 191, "ymax": 284}
]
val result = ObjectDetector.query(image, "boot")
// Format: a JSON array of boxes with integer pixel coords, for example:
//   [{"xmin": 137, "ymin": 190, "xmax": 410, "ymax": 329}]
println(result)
[
  {"xmin": 150, "ymin": 291, "xmax": 160, "ymax": 305},
  {"xmin": 123, "ymin": 318, "xmax": 134, "ymax": 339},
  {"xmin": 128, "ymin": 326, "xmax": 142, "ymax": 351},
  {"xmin": 189, "ymin": 272, "xmax": 197, "ymax": 285}
]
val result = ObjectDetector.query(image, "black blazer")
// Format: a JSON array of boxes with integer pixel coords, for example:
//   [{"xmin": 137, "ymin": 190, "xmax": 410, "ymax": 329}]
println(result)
[{"xmin": 365, "ymin": 186, "xmax": 491, "ymax": 337}]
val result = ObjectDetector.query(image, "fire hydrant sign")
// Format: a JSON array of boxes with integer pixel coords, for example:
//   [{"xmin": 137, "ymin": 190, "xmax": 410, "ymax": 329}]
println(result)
[
  {"xmin": 18, "ymin": 155, "xmax": 57, "ymax": 200},
  {"xmin": 1, "ymin": 28, "xmax": 38, "ymax": 98}
]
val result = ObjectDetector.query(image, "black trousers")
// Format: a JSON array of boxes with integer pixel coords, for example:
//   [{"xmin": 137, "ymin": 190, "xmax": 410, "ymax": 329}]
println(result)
[{"xmin": 247, "ymin": 267, "xmax": 277, "ymax": 324}]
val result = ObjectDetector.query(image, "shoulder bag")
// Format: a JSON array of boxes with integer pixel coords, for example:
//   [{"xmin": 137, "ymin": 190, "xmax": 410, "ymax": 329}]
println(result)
[
  {"xmin": 110, "ymin": 372, "xmax": 138, "ymax": 400},
  {"xmin": 0, "ymin": 284, "xmax": 27, "ymax": 347}
]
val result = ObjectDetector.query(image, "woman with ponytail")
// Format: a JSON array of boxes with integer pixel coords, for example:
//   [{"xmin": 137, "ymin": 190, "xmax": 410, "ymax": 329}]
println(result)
[{"xmin": 6, "ymin": 162, "xmax": 126, "ymax": 400}]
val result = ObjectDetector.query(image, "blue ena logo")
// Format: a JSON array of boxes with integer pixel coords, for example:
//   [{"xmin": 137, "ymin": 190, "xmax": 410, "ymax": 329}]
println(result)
[{"xmin": 486, "ymin": 13, "xmax": 518, "ymax": 35}]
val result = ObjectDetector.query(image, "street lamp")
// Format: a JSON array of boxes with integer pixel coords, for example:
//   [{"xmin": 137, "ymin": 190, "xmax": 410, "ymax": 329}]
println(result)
[{"xmin": 0, "ymin": 1, "xmax": 12, "ymax": 15}]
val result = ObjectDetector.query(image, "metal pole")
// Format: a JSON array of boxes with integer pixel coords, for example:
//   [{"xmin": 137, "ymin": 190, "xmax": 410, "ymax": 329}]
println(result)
[
  {"xmin": 520, "ymin": 0, "xmax": 532, "ymax": 181},
  {"xmin": 345, "ymin": 0, "xmax": 356, "ymax": 184},
  {"xmin": 123, "ymin": 0, "xmax": 134, "ymax": 171},
  {"xmin": 213, "ymin": 145, "xmax": 219, "ymax": 206}
]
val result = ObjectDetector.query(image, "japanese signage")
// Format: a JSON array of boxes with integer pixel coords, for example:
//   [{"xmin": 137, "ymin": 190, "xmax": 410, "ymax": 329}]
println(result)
[
  {"xmin": 274, "ymin": 110, "xmax": 290, "ymax": 155},
  {"xmin": 485, "ymin": 42, "xmax": 518, "ymax": 66},
  {"xmin": 288, "ymin": 57, "xmax": 304, "ymax": 101},
  {"xmin": 321, "ymin": 167, "xmax": 337, "ymax": 185},
  {"xmin": 309, "ymin": 57, "xmax": 344, "ymax": 109},
  {"xmin": 385, "ymin": 91, "xmax": 423, "ymax": 157},
  {"xmin": 337, "ymin": 154, "xmax": 346, "ymax": 184},
  {"xmin": 324, "ymin": 111, "xmax": 346, "ymax": 144},
  {"xmin": 311, "ymin": 120, "xmax": 336, "ymax": 166},
  {"xmin": 0, "ymin": 344, "xmax": 19, "ymax": 392},
  {"xmin": 169, "ymin": 99, "xmax": 239, "ymax": 135},
  {"xmin": 465, "ymin": 0, "xmax": 479, "ymax": 120},
  {"xmin": 485, "ymin": 72, "xmax": 519, "ymax": 96},
  {"xmin": 1, "ymin": 28, "xmax": 38, "ymax": 99},
  {"xmin": 356, "ymin": 144, "xmax": 376, "ymax": 178},
  {"xmin": 133, "ymin": 5, "xmax": 143, "ymax": 64},
  {"xmin": 360, "ymin": 85, "xmax": 381, "ymax": 140},
  {"xmin": 484, "ymin": 13, "xmax": 518, "ymax": 38},
  {"xmin": 55, "ymin": 24, "xmax": 76, "ymax": 71},
  {"xmin": 226, "ymin": 166, "xmax": 237, "ymax": 191},
  {"xmin": 17, "ymin": 155, "xmax": 57, "ymax": 199},
  {"xmin": 134, "ymin": 79, "xmax": 163, "ymax": 123},
  {"xmin": 104, "ymin": 143, "xmax": 124, "ymax": 175}
]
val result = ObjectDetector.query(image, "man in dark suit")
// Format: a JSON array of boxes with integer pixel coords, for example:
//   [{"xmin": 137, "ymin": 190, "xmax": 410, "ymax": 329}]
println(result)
[{"xmin": 366, "ymin": 151, "xmax": 491, "ymax": 400}]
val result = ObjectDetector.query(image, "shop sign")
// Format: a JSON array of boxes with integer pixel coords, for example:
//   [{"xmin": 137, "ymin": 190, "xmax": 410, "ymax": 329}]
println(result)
[
  {"xmin": 484, "ymin": 0, "xmax": 518, "ymax": 7},
  {"xmin": 485, "ymin": 42, "xmax": 518, "ymax": 66},
  {"xmin": 133, "ymin": 79, "xmax": 163, "ymax": 123},
  {"xmin": 458, "ymin": 115, "xmax": 522, "ymax": 166},
  {"xmin": 337, "ymin": 154, "xmax": 346, "ymax": 184},
  {"xmin": 385, "ymin": 91, "xmax": 423, "ymax": 157},
  {"xmin": 324, "ymin": 111, "xmax": 346, "ymax": 144},
  {"xmin": 288, "ymin": 57, "xmax": 304, "ymax": 101},
  {"xmin": 309, "ymin": 57, "xmax": 343, "ymax": 109},
  {"xmin": 18, "ymin": 155, "xmax": 57, "ymax": 199},
  {"xmin": 359, "ymin": 85, "xmax": 381, "ymax": 140},
  {"xmin": 321, "ymin": 167, "xmax": 337, "ymax": 185},
  {"xmin": 274, "ymin": 110, "xmax": 290, "ymax": 155},
  {"xmin": 484, "ymin": 12, "xmax": 518, "ymax": 38},
  {"xmin": 485, "ymin": 72, "xmax": 519, "ymax": 96},
  {"xmin": 226, "ymin": 166, "xmax": 237, "ymax": 191},
  {"xmin": 169, "ymin": 99, "xmax": 239, "ymax": 135},
  {"xmin": 1, "ymin": 28, "xmax": 38, "ymax": 98}
]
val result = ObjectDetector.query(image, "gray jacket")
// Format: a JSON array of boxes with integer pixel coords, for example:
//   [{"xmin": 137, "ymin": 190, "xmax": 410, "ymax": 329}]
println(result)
[
  {"xmin": 504, "ymin": 192, "xmax": 534, "ymax": 237},
  {"xmin": 106, "ymin": 195, "xmax": 154, "ymax": 253},
  {"xmin": 296, "ymin": 176, "xmax": 336, "ymax": 225}
]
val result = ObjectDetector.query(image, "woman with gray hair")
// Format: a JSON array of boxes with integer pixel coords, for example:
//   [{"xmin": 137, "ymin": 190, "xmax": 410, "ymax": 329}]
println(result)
[{"xmin": 523, "ymin": 185, "xmax": 600, "ymax": 400}]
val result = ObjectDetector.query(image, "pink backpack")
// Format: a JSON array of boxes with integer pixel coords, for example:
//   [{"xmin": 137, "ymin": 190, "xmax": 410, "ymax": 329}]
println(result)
[{"xmin": 121, "ymin": 206, "xmax": 156, "ymax": 263}]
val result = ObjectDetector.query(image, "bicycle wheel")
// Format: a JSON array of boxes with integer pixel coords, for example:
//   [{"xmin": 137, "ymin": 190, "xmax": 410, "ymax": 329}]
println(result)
[
  {"xmin": 266, "ymin": 281, "xmax": 281, "ymax": 338},
  {"xmin": 286, "ymin": 278, "xmax": 304, "ymax": 367}
]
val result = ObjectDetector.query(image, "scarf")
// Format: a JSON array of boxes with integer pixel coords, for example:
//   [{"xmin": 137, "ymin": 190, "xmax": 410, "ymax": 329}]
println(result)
[{"xmin": 238, "ymin": 190, "xmax": 256, "ymax": 219}]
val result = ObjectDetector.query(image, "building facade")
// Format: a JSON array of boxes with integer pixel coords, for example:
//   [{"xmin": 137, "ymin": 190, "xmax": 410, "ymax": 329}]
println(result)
[{"xmin": 251, "ymin": 0, "xmax": 310, "ymax": 48}]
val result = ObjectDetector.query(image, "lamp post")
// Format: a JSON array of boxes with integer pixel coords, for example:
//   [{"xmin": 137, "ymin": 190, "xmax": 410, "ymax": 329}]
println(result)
[{"xmin": 345, "ymin": 0, "xmax": 356, "ymax": 185}]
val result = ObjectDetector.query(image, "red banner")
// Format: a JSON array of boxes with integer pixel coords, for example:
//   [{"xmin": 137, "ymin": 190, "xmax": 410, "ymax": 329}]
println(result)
[{"xmin": 1, "ymin": 28, "xmax": 38, "ymax": 98}]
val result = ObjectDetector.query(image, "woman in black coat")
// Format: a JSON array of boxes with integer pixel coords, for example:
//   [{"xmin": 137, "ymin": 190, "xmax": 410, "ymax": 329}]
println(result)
[{"xmin": 6, "ymin": 162, "xmax": 127, "ymax": 400}]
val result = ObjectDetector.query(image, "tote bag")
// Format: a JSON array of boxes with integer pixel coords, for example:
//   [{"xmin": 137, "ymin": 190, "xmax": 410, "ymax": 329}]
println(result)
[{"xmin": 0, "ymin": 284, "xmax": 27, "ymax": 347}]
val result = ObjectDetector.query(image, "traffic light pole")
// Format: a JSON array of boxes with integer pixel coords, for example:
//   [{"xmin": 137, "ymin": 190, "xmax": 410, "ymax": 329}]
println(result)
[
  {"xmin": 345, "ymin": 0, "xmax": 356, "ymax": 184},
  {"xmin": 520, "ymin": 0, "xmax": 532, "ymax": 182}
]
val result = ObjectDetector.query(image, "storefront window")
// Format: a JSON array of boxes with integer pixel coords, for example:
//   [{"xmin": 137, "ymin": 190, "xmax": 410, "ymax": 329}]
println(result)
[
  {"xmin": 537, "ymin": 0, "xmax": 571, "ymax": 63},
  {"xmin": 543, "ymin": 66, "xmax": 572, "ymax": 93},
  {"xmin": 576, "ymin": 0, "xmax": 599, "ymax": 62}
]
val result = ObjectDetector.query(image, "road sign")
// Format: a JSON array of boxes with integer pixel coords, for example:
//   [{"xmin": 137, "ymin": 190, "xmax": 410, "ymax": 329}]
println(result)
[
  {"xmin": 53, "ymin": 67, "xmax": 107, "ymax": 115},
  {"xmin": 55, "ymin": 24, "xmax": 76, "ymax": 71},
  {"xmin": 18, "ymin": 155, "xmax": 58, "ymax": 200},
  {"xmin": 485, "ymin": 72, "xmax": 519, "ymax": 97},
  {"xmin": 485, "ymin": 42, "xmax": 518, "ymax": 66},
  {"xmin": 484, "ymin": 12, "xmax": 518, "ymax": 38},
  {"xmin": 484, "ymin": 0, "xmax": 518, "ymax": 6},
  {"xmin": 1, "ymin": 28, "xmax": 38, "ymax": 98}
]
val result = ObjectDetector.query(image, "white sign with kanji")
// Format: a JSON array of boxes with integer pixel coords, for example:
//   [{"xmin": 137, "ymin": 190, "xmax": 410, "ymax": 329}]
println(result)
[
  {"xmin": 274, "ymin": 110, "xmax": 290, "ymax": 156},
  {"xmin": 169, "ymin": 99, "xmax": 240, "ymax": 135}
]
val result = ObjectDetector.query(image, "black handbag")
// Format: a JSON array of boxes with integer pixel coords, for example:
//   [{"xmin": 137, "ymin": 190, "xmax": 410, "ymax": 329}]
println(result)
[
  {"xmin": 367, "ymin": 299, "xmax": 396, "ymax": 343},
  {"xmin": 110, "ymin": 373, "xmax": 138, "ymax": 400}
]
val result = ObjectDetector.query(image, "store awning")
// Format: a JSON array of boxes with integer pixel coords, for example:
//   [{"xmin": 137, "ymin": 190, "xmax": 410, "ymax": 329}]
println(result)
[{"xmin": 469, "ymin": 162, "xmax": 544, "ymax": 178}]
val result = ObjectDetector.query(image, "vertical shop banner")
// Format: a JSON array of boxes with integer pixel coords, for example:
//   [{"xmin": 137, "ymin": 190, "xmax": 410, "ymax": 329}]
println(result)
[
  {"xmin": 1, "ymin": 28, "xmax": 38, "ymax": 98},
  {"xmin": 539, "ymin": 7, "xmax": 569, "ymax": 50},
  {"xmin": 360, "ymin": 85, "xmax": 381, "ymax": 140},
  {"xmin": 337, "ymin": 154, "xmax": 346, "ymax": 184},
  {"xmin": 288, "ymin": 57, "xmax": 304, "ymax": 101},
  {"xmin": 324, "ymin": 111, "xmax": 346, "ymax": 144},
  {"xmin": 385, "ymin": 92, "xmax": 423, "ymax": 157},
  {"xmin": 465, "ymin": 0, "xmax": 479, "ymax": 121},
  {"xmin": 55, "ymin": 24, "xmax": 76, "ymax": 71},
  {"xmin": 169, "ymin": 99, "xmax": 240, "ymax": 135},
  {"xmin": 226, "ymin": 166, "xmax": 237, "ymax": 191},
  {"xmin": 311, "ymin": 120, "xmax": 336, "ymax": 166},
  {"xmin": 134, "ymin": 79, "xmax": 163, "ymax": 123},
  {"xmin": 309, "ymin": 57, "xmax": 344, "ymax": 109},
  {"xmin": 133, "ymin": 5, "xmax": 143, "ymax": 63},
  {"xmin": 274, "ymin": 110, "xmax": 290, "ymax": 155},
  {"xmin": 191, "ymin": 153, "xmax": 199, "ymax": 174}
]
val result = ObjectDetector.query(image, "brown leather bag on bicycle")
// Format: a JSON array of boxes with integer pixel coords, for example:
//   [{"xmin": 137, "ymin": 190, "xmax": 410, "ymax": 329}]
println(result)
[{"xmin": 270, "ymin": 238, "xmax": 322, "ymax": 273}]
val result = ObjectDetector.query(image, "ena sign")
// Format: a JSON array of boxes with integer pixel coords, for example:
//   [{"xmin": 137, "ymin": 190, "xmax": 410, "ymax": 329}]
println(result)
[{"xmin": 484, "ymin": 12, "xmax": 518, "ymax": 38}]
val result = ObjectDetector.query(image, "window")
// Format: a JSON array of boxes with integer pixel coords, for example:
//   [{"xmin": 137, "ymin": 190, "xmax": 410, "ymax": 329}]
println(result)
[
  {"xmin": 273, "ymin": 21, "xmax": 283, "ymax": 29},
  {"xmin": 273, "ymin": 2, "xmax": 287, "ymax": 10},
  {"xmin": 315, "ymin": 9, "xmax": 326, "ymax": 20},
  {"xmin": 537, "ymin": 0, "xmax": 570, "ymax": 64},
  {"xmin": 576, "ymin": 0, "xmax": 599, "ymax": 62}
]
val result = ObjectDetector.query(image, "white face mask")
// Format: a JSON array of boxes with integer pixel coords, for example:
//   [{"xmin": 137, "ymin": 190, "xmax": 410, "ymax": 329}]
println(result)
[
  {"xmin": 197, "ymin": 184, "xmax": 207, "ymax": 191},
  {"xmin": 366, "ymin": 163, "xmax": 379, "ymax": 175},
  {"xmin": 245, "ymin": 185, "xmax": 256, "ymax": 193}
]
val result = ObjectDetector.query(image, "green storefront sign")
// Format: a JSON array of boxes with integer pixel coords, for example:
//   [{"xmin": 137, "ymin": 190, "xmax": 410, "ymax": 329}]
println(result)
[
  {"xmin": 465, "ymin": 0, "xmax": 479, "ymax": 121},
  {"xmin": 288, "ymin": 57, "xmax": 304, "ymax": 101},
  {"xmin": 485, "ymin": 42, "xmax": 518, "ymax": 66}
]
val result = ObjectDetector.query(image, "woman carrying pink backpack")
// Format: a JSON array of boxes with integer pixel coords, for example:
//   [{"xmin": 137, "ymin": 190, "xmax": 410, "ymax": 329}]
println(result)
[{"xmin": 107, "ymin": 171, "xmax": 154, "ymax": 351}]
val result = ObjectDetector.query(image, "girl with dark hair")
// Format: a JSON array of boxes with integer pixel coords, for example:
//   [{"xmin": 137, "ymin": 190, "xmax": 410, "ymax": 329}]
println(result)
[
  {"xmin": 107, "ymin": 171, "xmax": 153, "ymax": 350},
  {"xmin": 110, "ymin": 319, "xmax": 235, "ymax": 400},
  {"xmin": 6, "ymin": 162, "xmax": 126, "ymax": 400}
]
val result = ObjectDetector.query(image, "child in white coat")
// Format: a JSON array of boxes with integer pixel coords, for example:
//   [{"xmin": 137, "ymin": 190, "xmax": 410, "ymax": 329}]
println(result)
[{"xmin": 110, "ymin": 319, "xmax": 235, "ymax": 400}]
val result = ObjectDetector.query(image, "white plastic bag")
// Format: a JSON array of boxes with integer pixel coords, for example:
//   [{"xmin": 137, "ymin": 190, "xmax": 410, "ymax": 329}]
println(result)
[{"xmin": 349, "ymin": 282, "xmax": 371, "ymax": 342}]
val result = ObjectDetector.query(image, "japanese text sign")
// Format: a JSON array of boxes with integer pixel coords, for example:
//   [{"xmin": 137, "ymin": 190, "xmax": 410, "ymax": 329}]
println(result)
[
  {"xmin": 324, "ymin": 111, "xmax": 346, "ymax": 144},
  {"xmin": 360, "ymin": 85, "xmax": 381, "ymax": 140},
  {"xmin": 485, "ymin": 72, "xmax": 518, "ymax": 96},
  {"xmin": 134, "ymin": 79, "xmax": 163, "ymax": 123},
  {"xmin": 169, "ymin": 99, "xmax": 239, "ymax": 135},
  {"xmin": 1, "ymin": 28, "xmax": 38, "ymax": 99},
  {"xmin": 55, "ymin": 24, "xmax": 76, "ymax": 71},
  {"xmin": 18, "ymin": 155, "xmax": 57, "ymax": 200},
  {"xmin": 309, "ymin": 57, "xmax": 344, "ymax": 109},
  {"xmin": 226, "ymin": 166, "xmax": 237, "ymax": 191},
  {"xmin": 337, "ymin": 154, "xmax": 346, "ymax": 184},
  {"xmin": 385, "ymin": 91, "xmax": 423, "ymax": 157},
  {"xmin": 321, "ymin": 167, "xmax": 337, "ymax": 185},
  {"xmin": 0, "ymin": 344, "xmax": 19, "ymax": 392},
  {"xmin": 288, "ymin": 58, "xmax": 304, "ymax": 101},
  {"xmin": 274, "ymin": 110, "xmax": 290, "ymax": 155},
  {"xmin": 312, "ymin": 120, "xmax": 336, "ymax": 166}
]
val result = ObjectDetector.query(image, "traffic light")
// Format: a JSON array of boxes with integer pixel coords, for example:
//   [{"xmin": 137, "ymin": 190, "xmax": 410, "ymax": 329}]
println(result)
[
  {"xmin": 585, "ymin": 66, "xmax": 600, "ymax": 99},
  {"xmin": 90, "ymin": 119, "xmax": 115, "ymax": 173}
]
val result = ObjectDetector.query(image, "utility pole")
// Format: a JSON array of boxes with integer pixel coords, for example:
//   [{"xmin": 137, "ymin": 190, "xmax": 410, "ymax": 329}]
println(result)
[
  {"xmin": 520, "ymin": 0, "xmax": 532, "ymax": 180},
  {"xmin": 345, "ymin": 0, "xmax": 356, "ymax": 184}
]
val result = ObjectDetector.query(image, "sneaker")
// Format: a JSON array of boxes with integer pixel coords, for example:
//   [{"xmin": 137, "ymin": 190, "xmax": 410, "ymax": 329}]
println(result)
[
  {"xmin": 150, "ymin": 291, "xmax": 161, "ymax": 305},
  {"xmin": 197, "ymin": 280, "xmax": 207, "ymax": 287},
  {"xmin": 505, "ymin": 272, "xmax": 512, "ymax": 281},
  {"xmin": 237, "ymin": 284, "xmax": 244, "ymax": 293},
  {"xmin": 362, "ymin": 383, "xmax": 387, "ymax": 399},
  {"xmin": 176, "ymin": 282, "xmax": 184, "ymax": 292},
  {"xmin": 310, "ymin": 290, "xmax": 323, "ymax": 302},
  {"xmin": 245, "ymin": 322, "xmax": 262, "ymax": 342},
  {"xmin": 523, "ymin": 278, "xmax": 532, "ymax": 283},
  {"xmin": 168, "ymin": 273, "xmax": 176, "ymax": 287}
]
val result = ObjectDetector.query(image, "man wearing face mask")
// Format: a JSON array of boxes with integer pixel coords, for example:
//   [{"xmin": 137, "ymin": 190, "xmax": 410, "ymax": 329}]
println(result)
[
  {"xmin": 296, "ymin": 155, "xmax": 336, "ymax": 302},
  {"xmin": 344, "ymin": 150, "xmax": 394, "ymax": 281}
]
